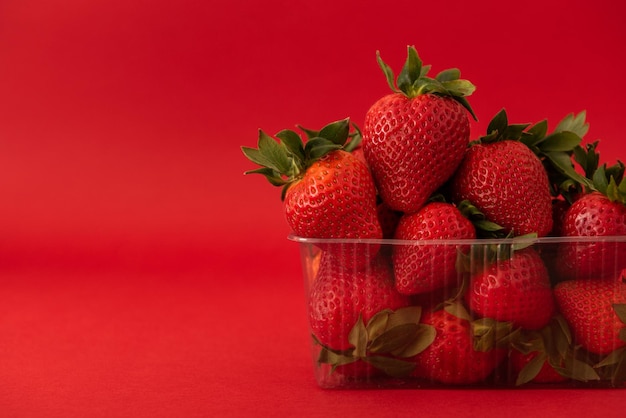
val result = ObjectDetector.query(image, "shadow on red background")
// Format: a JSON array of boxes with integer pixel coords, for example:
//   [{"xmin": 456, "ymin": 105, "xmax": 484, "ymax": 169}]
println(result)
[{"xmin": 1, "ymin": 0, "xmax": 626, "ymax": 416}]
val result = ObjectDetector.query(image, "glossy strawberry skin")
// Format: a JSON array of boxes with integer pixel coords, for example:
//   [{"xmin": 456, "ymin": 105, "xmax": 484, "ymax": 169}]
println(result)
[
  {"xmin": 412, "ymin": 309, "xmax": 506, "ymax": 384},
  {"xmin": 557, "ymin": 192, "xmax": 626, "ymax": 280},
  {"xmin": 451, "ymin": 140, "xmax": 553, "ymax": 237},
  {"xmin": 308, "ymin": 254, "xmax": 409, "ymax": 351},
  {"xmin": 362, "ymin": 93, "xmax": 470, "ymax": 214},
  {"xmin": 393, "ymin": 202, "xmax": 476, "ymax": 295},
  {"xmin": 465, "ymin": 248, "xmax": 555, "ymax": 330},
  {"xmin": 284, "ymin": 150, "xmax": 382, "ymax": 240},
  {"xmin": 554, "ymin": 278, "xmax": 626, "ymax": 355}
]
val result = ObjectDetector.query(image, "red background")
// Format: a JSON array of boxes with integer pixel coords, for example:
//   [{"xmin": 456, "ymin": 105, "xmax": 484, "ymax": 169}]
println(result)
[{"xmin": 2, "ymin": 0, "xmax": 626, "ymax": 416}]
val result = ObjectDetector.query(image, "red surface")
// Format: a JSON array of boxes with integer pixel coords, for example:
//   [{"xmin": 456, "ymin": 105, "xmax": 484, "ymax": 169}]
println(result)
[{"xmin": 2, "ymin": 0, "xmax": 626, "ymax": 416}]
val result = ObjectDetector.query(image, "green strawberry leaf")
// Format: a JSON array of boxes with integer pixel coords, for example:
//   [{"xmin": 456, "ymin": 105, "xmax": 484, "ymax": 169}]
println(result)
[
  {"xmin": 397, "ymin": 45, "xmax": 423, "ymax": 94},
  {"xmin": 472, "ymin": 318, "xmax": 516, "ymax": 352},
  {"xmin": 318, "ymin": 118, "xmax": 350, "ymax": 146},
  {"xmin": 538, "ymin": 131, "xmax": 583, "ymax": 152},
  {"xmin": 516, "ymin": 352, "xmax": 547, "ymax": 386},
  {"xmin": 544, "ymin": 151, "xmax": 594, "ymax": 191},
  {"xmin": 511, "ymin": 233, "xmax": 538, "ymax": 251},
  {"xmin": 317, "ymin": 346, "xmax": 358, "ymax": 372},
  {"xmin": 523, "ymin": 120, "xmax": 548, "ymax": 146},
  {"xmin": 369, "ymin": 323, "xmax": 420, "ymax": 354},
  {"xmin": 573, "ymin": 142, "xmax": 601, "ymax": 178},
  {"xmin": 275, "ymin": 129, "xmax": 305, "ymax": 161},
  {"xmin": 444, "ymin": 301, "xmax": 472, "ymax": 322},
  {"xmin": 363, "ymin": 355, "xmax": 416, "ymax": 378},
  {"xmin": 435, "ymin": 68, "xmax": 460, "ymax": 82},
  {"xmin": 257, "ymin": 130, "xmax": 292, "ymax": 173},
  {"xmin": 595, "ymin": 347, "xmax": 626, "ymax": 368},
  {"xmin": 365, "ymin": 310, "xmax": 392, "ymax": 342},
  {"xmin": 592, "ymin": 164, "xmax": 609, "ymax": 194},
  {"xmin": 304, "ymin": 137, "xmax": 343, "ymax": 160},
  {"xmin": 391, "ymin": 324, "xmax": 436, "ymax": 358},
  {"xmin": 440, "ymin": 79, "xmax": 476, "ymax": 97},
  {"xmin": 349, "ymin": 315, "xmax": 368, "ymax": 358},
  {"xmin": 554, "ymin": 110, "xmax": 589, "ymax": 138},
  {"xmin": 243, "ymin": 167, "xmax": 287, "ymax": 186},
  {"xmin": 386, "ymin": 306, "xmax": 422, "ymax": 329},
  {"xmin": 376, "ymin": 50, "xmax": 398, "ymax": 93},
  {"xmin": 486, "ymin": 108, "xmax": 508, "ymax": 137},
  {"xmin": 558, "ymin": 357, "xmax": 600, "ymax": 382}
]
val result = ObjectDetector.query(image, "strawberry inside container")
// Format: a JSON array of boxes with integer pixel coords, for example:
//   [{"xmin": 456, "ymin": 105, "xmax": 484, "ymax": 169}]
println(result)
[{"xmin": 291, "ymin": 235, "xmax": 626, "ymax": 389}]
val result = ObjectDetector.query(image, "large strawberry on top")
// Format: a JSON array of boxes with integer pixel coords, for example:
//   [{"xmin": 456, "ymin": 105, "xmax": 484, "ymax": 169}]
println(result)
[
  {"xmin": 362, "ymin": 46, "xmax": 476, "ymax": 214},
  {"xmin": 451, "ymin": 110, "xmax": 585, "ymax": 237},
  {"xmin": 242, "ymin": 119, "xmax": 382, "ymax": 245}
]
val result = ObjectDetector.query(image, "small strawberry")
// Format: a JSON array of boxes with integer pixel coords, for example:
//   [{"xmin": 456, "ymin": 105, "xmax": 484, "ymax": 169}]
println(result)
[
  {"xmin": 242, "ymin": 119, "xmax": 383, "ymax": 263},
  {"xmin": 451, "ymin": 109, "xmax": 587, "ymax": 237},
  {"xmin": 465, "ymin": 246, "xmax": 555, "ymax": 330},
  {"xmin": 412, "ymin": 303, "xmax": 507, "ymax": 385},
  {"xmin": 392, "ymin": 201, "xmax": 476, "ymax": 296},
  {"xmin": 557, "ymin": 156, "xmax": 626, "ymax": 280},
  {"xmin": 554, "ymin": 276, "xmax": 626, "ymax": 356},
  {"xmin": 308, "ymin": 253, "xmax": 410, "ymax": 351},
  {"xmin": 362, "ymin": 46, "xmax": 476, "ymax": 213}
]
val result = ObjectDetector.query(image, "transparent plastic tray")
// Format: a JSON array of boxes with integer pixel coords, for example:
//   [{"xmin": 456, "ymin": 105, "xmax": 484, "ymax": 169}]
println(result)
[{"xmin": 291, "ymin": 235, "xmax": 626, "ymax": 389}]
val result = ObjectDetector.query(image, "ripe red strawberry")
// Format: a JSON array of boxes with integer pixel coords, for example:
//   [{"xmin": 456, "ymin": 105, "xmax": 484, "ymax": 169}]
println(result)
[
  {"xmin": 554, "ymin": 140, "xmax": 626, "ymax": 280},
  {"xmin": 465, "ymin": 247, "xmax": 555, "ymax": 330},
  {"xmin": 242, "ymin": 119, "xmax": 383, "ymax": 261},
  {"xmin": 554, "ymin": 277, "xmax": 626, "ymax": 356},
  {"xmin": 558, "ymin": 192, "xmax": 626, "ymax": 280},
  {"xmin": 451, "ymin": 110, "xmax": 587, "ymax": 237},
  {"xmin": 412, "ymin": 305, "xmax": 506, "ymax": 384},
  {"xmin": 392, "ymin": 201, "xmax": 476, "ymax": 295},
  {"xmin": 362, "ymin": 46, "xmax": 476, "ymax": 214},
  {"xmin": 308, "ymin": 253, "xmax": 409, "ymax": 351}
]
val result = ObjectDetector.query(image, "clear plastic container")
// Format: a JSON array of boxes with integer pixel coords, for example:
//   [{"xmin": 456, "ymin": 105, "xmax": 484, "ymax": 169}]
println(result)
[{"xmin": 290, "ymin": 235, "xmax": 626, "ymax": 389}]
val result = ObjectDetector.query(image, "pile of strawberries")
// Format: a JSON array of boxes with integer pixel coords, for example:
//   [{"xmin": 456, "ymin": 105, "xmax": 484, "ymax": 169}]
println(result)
[{"xmin": 242, "ymin": 46, "xmax": 626, "ymax": 387}]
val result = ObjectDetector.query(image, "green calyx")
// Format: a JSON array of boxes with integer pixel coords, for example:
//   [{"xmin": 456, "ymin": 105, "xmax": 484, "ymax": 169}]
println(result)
[
  {"xmin": 377, "ymin": 45, "xmax": 478, "ymax": 121},
  {"xmin": 241, "ymin": 118, "xmax": 361, "ymax": 199},
  {"xmin": 314, "ymin": 306, "xmax": 436, "ymax": 378},
  {"xmin": 513, "ymin": 315, "xmax": 600, "ymax": 385},
  {"xmin": 572, "ymin": 141, "xmax": 626, "ymax": 204}
]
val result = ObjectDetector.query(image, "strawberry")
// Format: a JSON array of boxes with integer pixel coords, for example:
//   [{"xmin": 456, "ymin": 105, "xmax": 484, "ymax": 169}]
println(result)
[
  {"xmin": 308, "ymin": 253, "xmax": 410, "ymax": 351},
  {"xmin": 556, "ymin": 154, "xmax": 626, "ymax": 280},
  {"xmin": 412, "ymin": 304, "xmax": 506, "ymax": 385},
  {"xmin": 553, "ymin": 276, "xmax": 626, "ymax": 356},
  {"xmin": 392, "ymin": 201, "xmax": 476, "ymax": 296},
  {"xmin": 465, "ymin": 246, "xmax": 555, "ymax": 330},
  {"xmin": 242, "ymin": 119, "xmax": 383, "ymax": 263},
  {"xmin": 362, "ymin": 46, "xmax": 476, "ymax": 214},
  {"xmin": 451, "ymin": 110, "xmax": 587, "ymax": 237}
]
